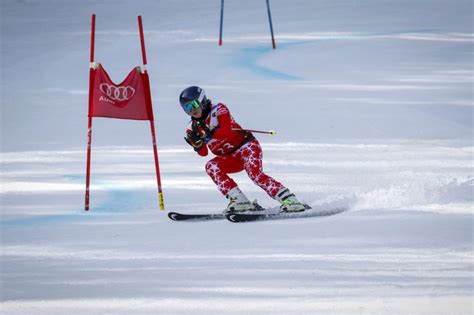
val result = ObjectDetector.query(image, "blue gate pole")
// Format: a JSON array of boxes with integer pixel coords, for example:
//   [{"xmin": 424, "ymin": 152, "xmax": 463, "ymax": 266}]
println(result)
[
  {"xmin": 219, "ymin": 0, "xmax": 224, "ymax": 45},
  {"xmin": 266, "ymin": 0, "xmax": 276, "ymax": 49}
]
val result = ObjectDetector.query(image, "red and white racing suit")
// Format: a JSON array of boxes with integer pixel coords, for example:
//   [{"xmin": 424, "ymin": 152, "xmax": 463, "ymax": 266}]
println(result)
[{"xmin": 187, "ymin": 103, "xmax": 284, "ymax": 197}]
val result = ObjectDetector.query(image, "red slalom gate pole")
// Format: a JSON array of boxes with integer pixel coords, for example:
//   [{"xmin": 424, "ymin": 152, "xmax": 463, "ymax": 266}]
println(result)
[
  {"xmin": 89, "ymin": 14, "xmax": 95, "ymax": 63},
  {"xmin": 138, "ymin": 15, "xmax": 165, "ymax": 211},
  {"xmin": 137, "ymin": 16, "xmax": 147, "ymax": 66},
  {"xmin": 84, "ymin": 116, "xmax": 93, "ymax": 211},
  {"xmin": 149, "ymin": 121, "xmax": 165, "ymax": 210},
  {"xmin": 85, "ymin": 14, "xmax": 96, "ymax": 211}
]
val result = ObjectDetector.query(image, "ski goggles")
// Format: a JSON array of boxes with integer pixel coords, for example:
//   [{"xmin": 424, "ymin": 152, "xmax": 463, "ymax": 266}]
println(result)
[{"xmin": 182, "ymin": 99, "xmax": 201, "ymax": 114}]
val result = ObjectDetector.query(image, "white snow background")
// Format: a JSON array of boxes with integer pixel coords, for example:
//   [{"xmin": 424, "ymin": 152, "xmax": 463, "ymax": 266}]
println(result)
[{"xmin": 1, "ymin": 0, "xmax": 473, "ymax": 314}]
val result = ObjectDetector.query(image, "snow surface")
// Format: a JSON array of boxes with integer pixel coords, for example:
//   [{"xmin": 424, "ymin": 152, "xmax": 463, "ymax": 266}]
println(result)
[{"xmin": 1, "ymin": 0, "xmax": 473, "ymax": 314}]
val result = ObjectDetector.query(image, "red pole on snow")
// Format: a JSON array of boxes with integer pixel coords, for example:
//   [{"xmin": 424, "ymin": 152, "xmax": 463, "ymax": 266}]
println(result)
[
  {"xmin": 138, "ymin": 16, "xmax": 165, "ymax": 211},
  {"xmin": 85, "ymin": 14, "xmax": 96, "ymax": 211}
]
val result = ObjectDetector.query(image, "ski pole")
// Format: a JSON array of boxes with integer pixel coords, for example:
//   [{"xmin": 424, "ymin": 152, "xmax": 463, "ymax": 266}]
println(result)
[{"xmin": 232, "ymin": 128, "xmax": 276, "ymax": 136}]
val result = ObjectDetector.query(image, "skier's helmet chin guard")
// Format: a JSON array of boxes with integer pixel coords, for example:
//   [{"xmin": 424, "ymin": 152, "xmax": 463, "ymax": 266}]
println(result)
[{"xmin": 179, "ymin": 86, "xmax": 210, "ymax": 114}]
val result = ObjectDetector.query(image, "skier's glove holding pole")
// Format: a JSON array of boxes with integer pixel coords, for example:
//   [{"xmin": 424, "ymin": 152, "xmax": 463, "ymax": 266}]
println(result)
[
  {"xmin": 184, "ymin": 131, "xmax": 204, "ymax": 152},
  {"xmin": 193, "ymin": 121, "xmax": 214, "ymax": 143}
]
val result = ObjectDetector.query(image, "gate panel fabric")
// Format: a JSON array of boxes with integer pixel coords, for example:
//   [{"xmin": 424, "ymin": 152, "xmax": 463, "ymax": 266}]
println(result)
[{"xmin": 90, "ymin": 64, "xmax": 152, "ymax": 121}]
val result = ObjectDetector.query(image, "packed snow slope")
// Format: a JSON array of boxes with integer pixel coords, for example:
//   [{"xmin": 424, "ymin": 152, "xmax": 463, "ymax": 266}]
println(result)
[{"xmin": 1, "ymin": 0, "xmax": 473, "ymax": 314}]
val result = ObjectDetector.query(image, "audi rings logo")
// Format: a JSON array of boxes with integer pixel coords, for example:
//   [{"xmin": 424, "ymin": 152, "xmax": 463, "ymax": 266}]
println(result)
[{"xmin": 99, "ymin": 83, "xmax": 135, "ymax": 102}]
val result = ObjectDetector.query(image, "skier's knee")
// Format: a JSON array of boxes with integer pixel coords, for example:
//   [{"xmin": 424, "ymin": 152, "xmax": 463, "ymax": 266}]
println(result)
[{"xmin": 205, "ymin": 161, "xmax": 217, "ymax": 175}]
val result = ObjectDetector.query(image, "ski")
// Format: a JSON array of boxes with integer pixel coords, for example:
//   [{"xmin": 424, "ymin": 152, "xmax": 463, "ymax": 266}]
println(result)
[
  {"xmin": 167, "ymin": 205, "xmax": 346, "ymax": 223},
  {"xmin": 226, "ymin": 207, "xmax": 346, "ymax": 223},
  {"xmin": 168, "ymin": 212, "xmax": 225, "ymax": 221},
  {"xmin": 168, "ymin": 202, "xmax": 265, "ymax": 222}
]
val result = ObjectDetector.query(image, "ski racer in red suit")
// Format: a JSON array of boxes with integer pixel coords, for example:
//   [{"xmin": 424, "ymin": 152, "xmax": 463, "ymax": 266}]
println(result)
[{"xmin": 180, "ymin": 86, "xmax": 306, "ymax": 213}]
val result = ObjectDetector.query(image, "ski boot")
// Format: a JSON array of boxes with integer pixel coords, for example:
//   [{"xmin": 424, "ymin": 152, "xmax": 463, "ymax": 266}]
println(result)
[
  {"xmin": 275, "ymin": 188, "xmax": 306, "ymax": 212},
  {"xmin": 225, "ymin": 187, "xmax": 257, "ymax": 213}
]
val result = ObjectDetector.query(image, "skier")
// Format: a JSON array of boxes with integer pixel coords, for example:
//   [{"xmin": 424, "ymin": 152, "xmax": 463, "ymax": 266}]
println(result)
[{"xmin": 180, "ymin": 86, "xmax": 306, "ymax": 213}]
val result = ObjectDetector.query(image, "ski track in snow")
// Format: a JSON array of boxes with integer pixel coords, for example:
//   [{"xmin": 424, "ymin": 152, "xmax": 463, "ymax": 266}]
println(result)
[{"xmin": 2, "ymin": 142, "xmax": 472, "ymax": 218}]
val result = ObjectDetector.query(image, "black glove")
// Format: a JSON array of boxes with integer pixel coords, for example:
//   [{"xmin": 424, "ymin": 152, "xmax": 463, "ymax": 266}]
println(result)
[
  {"xmin": 192, "ymin": 121, "xmax": 214, "ymax": 142},
  {"xmin": 184, "ymin": 131, "xmax": 204, "ymax": 151}
]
